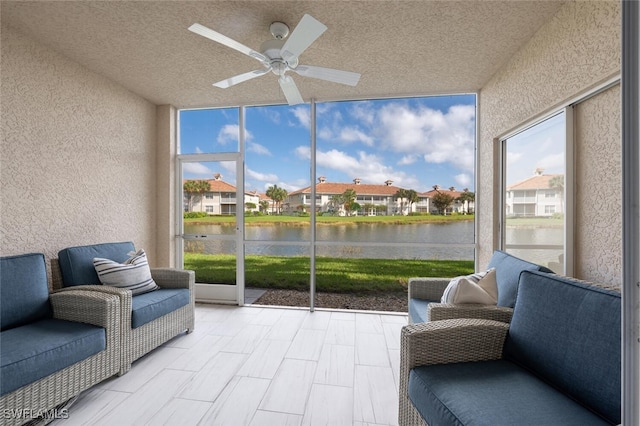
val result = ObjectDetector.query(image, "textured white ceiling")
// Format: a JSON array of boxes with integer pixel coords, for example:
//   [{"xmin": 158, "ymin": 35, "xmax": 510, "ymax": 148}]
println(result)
[{"xmin": 1, "ymin": 1, "xmax": 565, "ymax": 108}]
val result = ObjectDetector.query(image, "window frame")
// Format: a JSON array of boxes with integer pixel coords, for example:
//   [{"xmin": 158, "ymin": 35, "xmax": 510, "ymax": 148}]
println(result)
[{"xmin": 499, "ymin": 107, "xmax": 574, "ymax": 275}]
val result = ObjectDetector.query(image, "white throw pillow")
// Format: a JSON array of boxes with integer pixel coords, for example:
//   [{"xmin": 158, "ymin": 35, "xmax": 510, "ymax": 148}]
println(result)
[
  {"xmin": 93, "ymin": 249, "xmax": 159, "ymax": 295},
  {"xmin": 441, "ymin": 268, "xmax": 498, "ymax": 305}
]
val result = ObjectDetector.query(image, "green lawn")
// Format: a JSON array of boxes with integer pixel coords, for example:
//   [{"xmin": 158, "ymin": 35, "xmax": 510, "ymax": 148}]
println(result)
[
  {"xmin": 184, "ymin": 253, "xmax": 474, "ymax": 294},
  {"xmin": 184, "ymin": 213, "xmax": 474, "ymax": 226}
]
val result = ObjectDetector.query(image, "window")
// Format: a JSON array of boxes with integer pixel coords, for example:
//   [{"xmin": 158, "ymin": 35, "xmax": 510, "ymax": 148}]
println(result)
[
  {"xmin": 501, "ymin": 111, "xmax": 571, "ymax": 274},
  {"xmin": 179, "ymin": 94, "xmax": 477, "ymax": 310}
]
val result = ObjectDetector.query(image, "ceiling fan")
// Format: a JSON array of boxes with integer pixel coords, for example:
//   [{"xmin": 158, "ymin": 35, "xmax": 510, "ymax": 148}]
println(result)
[{"xmin": 188, "ymin": 14, "xmax": 361, "ymax": 105}]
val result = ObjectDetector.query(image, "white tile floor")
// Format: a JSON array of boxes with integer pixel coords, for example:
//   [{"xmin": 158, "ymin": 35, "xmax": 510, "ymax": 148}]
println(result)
[{"xmin": 55, "ymin": 303, "xmax": 407, "ymax": 426}]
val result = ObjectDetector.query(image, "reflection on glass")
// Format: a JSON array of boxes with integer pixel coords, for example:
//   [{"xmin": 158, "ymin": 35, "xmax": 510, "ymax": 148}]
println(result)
[{"xmin": 504, "ymin": 112, "xmax": 566, "ymax": 273}]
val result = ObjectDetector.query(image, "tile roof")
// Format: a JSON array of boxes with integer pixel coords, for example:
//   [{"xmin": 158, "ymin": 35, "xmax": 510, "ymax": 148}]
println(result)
[
  {"xmin": 289, "ymin": 181, "xmax": 402, "ymax": 196},
  {"xmin": 507, "ymin": 174, "xmax": 563, "ymax": 190},
  {"xmin": 421, "ymin": 188, "xmax": 464, "ymax": 198}
]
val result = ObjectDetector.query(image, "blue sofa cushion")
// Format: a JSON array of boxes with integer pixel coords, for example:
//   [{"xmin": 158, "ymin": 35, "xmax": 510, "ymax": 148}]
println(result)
[
  {"xmin": 486, "ymin": 250, "xmax": 553, "ymax": 307},
  {"xmin": 131, "ymin": 288, "xmax": 190, "ymax": 329},
  {"xmin": 58, "ymin": 242, "xmax": 135, "ymax": 287},
  {"xmin": 409, "ymin": 360, "xmax": 612, "ymax": 426},
  {"xmin": 409, "ymin": 298, "xmax": 432, "ymax": 323},
  {"xmin": 0, "ymin": 253, "xmax": 52, "ymax": 331},
  {"xmin": 0, "ymin": 319, "xmax": 106, "ymax": 396},
  {"xmin": 504, "ymin": 271, "xmax": 621, "ymax": 425}
]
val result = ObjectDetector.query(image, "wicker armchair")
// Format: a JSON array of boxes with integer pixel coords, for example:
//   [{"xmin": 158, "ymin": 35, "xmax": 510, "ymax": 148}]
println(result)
[
  {"xmin": 408, "ymin": 251, "xmax": 553, "ymax": 324},
  {"xmin": 0, "ymin": 254, "xmax": 121, "ymax": 426},
  {"xmin": 51, "ymin": 259, "xmax": 194, "ymax": 375},
  {"xmin": 408, "ymin": 278, "xmax": 514, "ymax": 324},
  {"xmin": 400, "ymin": 271, "xmax": 621, "ymax": 426},
  {"xmin": 399, "ymin": 318, "xmax": 511, "ymax": 425}
]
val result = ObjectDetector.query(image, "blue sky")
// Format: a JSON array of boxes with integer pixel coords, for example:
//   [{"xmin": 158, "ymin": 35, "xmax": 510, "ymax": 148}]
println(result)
[
  {"xmin": 179, "ymin": 94, "xmax": 476, "ymax": 194},
  {"xmin": 505, "ymin": 111, "xmax": 565, "ymax": 186}
]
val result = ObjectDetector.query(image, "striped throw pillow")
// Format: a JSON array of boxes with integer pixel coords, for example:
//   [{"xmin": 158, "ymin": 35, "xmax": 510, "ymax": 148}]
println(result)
[{"xmin": 93, "ymin": 249, "xmax": 159, "ymax": 295}]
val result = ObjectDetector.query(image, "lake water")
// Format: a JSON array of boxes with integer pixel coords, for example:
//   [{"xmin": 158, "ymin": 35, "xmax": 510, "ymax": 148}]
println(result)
[{"xmin": 184, "ymin": 221, "xmax": 562, "ymax": 262}]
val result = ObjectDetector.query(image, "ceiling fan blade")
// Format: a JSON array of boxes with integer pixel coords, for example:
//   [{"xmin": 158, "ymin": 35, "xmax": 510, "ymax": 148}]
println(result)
[
  {"xmin": 293, "ymin": 65, "xmax": 361, "ymax": 86},
  {"xmin": 278, "ymin": 76, "xmax": 304, "ymax": 105},
  {"xmin": 189, "ymin": 23, "xmax": 268, "ymax": 63},
  {"xmin": 213, "ymin": 68, "xmax": 270, "ymax": 89},
  {"xmin": 280, "ymin": 14, "xmax": 327, "ymax": 63}
]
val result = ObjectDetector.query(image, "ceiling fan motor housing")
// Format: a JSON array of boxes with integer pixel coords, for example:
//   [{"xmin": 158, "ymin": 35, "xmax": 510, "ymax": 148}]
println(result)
[{"xmin": 260, "ymin": 39, "xmax": 298, "ymax": 73}]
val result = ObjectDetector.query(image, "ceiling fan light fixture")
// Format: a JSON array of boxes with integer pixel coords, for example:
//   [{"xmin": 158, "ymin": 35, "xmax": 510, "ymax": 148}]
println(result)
[{"xmin": 269, "ymin": 22, "xmax": 290, "ymax": 40}]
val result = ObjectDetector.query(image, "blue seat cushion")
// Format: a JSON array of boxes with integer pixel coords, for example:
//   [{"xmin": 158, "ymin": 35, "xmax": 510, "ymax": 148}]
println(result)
[
  {"xmin": 486, "ymin": 250, "xmax": 553, "ymax": 307},
  {"xmin": 409, "ymin": 298, "xmax": 433, "ymax": 323},
  {"xmin": 504, "ymin": 271, "xmax": 621, "ymax": 424},
  {"xmin": 408, "ymin": 360, "xmax": 612, "ymax": 426},
  {"xmin": 131, "ymin": 288, "xmax": 190, "ymax": 329},
  {"xmin": 0, "ymin": 319, "xmax": 106, "ymax": 396},
  {"xmin": 1, "ymin": 253, "xmax": 52, "ymax": 331},
  {"xmin": 58, "ymin": 242, "xmax": 135, "ymax": 287}
]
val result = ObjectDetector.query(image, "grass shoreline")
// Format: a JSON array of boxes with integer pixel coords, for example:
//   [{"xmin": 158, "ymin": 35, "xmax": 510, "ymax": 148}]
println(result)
[
  {"xmin": 184, "ymin": 253, "xmax": 474, "ymax": 293},
  {"xmin": 185, "ymin": 214, "xmax": 475, "ymax": 226}
]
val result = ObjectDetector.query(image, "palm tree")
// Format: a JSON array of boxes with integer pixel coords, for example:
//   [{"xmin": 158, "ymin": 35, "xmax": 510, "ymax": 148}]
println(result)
[
  {"xmin": 183, "ymin": 180, "xmax": 210, "ymax": 212},
  {"xmin": 548, "ymin": 175, "xmax": 564, "ymax": 215},
  {"xmin": 394, "ymin": 188, "xmax": 408, "ymax": 215},
  {"xmin": 259, "ymin": 200, "xmax": 269, "ymax": 214},
  {"xmin": 329, "ymin": 194, "xmax": 344, "ymax": 214},
  {"xmin": 406, "ymin": 189, "xmax": 419, "ymax": 214},
  {"xmin": 342, "ymin": 189, "xmax": 357, "ymax": 216},
  {"xmin": 266, "ymin": 185, "xmax": 288, "ymax": 215},
  {"xmin": 457, "ymin": 189, "xmax": 475, "ymax": 214},
  {"xmin": 194, "ymin": 180, "xmax": 211, "ymax": 212}
]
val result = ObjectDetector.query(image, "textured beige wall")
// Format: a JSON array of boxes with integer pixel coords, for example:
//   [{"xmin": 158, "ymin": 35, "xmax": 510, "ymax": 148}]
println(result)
[
  {"xmin": 0, "ymin": 25, "xmax": 158, "ymax": 267},
  {"xmin": 155, "ymin": 105, "xmax": 176, "ymax": 267},
  {"xmin": 478, "ymin": 0, "xmax": 621, "ymax": 285},
  {"xmin": 574, "ymin": 85, "xmax": 621, "ymax": 283}
]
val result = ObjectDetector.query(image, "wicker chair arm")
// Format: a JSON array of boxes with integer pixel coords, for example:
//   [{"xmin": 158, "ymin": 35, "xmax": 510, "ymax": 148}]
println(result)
[
  {"xmin": 401, "ymin": 318, "xmax": 509, "ymax": 370},
  {"xmin": 427, "ymin": 303, "xmax": 514, "ymax": 323},
  {"xmin": 50, "ymin": 290, "xmax": 120, "ymax": 330},
  {"xmin": 150, "ymin": 268, "xmax": 195, "ymax": 290},
  {"xmin": 408, "ymin": 277, "xmax": 451, "ymax": 301}
]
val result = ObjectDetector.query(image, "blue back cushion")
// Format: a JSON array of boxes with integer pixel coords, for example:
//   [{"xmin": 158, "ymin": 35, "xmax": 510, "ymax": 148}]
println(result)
[
  {"xmin": 58, "ymin": 242, "xmax": 135, "ymax": 287},
  {"xmin": 504, "ymin": 271, "xmax": 621, "ymax": 424},
  {"xmin": 1, "ymin": 253, "xmax": 52, "ymax": 331},
  {"xmin": 487, "ymin": 250, "xmax": 553, "ymax": 307}
]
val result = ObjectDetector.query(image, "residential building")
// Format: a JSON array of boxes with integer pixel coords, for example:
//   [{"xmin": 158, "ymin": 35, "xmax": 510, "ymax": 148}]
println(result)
[
  {"xmin": 506, "ymin": 169, "xmax": 563, "ymax": 217},
  {"xmin": 185, "ymin": 174, "xmax": 261, "ymax": 215},
  {"xmin": 421, "ymin": 186, "xmax": 475, "ymax": 215},
  {"xmin": 286, "ymin": 176, "xmax": 418, "ymax": 216}
]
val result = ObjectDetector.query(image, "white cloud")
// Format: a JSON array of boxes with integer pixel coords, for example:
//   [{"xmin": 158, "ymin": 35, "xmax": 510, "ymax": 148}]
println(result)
[
  {"xmin": 258, "ymin": 107, "xmax": 281, "ymax": 124},
  {"xmin": 247, "ymin": 142, "xmax": 272, "ymax": 156},
  {"xmin": 454, "ymin": 173, "xmax": 472, "ymax": 188},
  {"xmin": 246, "ymin": 168, "xmax": 278, "ymax": 182},
  {"xmin": 183, "ymin": 162, "xmax": 213, "ymax": 176},
  {"xmin": 217, "ymin": 124, "xmax": 253, "ymax": 145},
  {"xmin": 338, "ymin": 127, "xmax": 374, "ymax": 146},
  {"xmin": 349, "ymin": 102, "xmax": 375, "ymax": 125},
  {"xmin": 398, "ymin": 155, "xmax": 418, "ymax": 165},
  {"xmin": 291, "ymin": 106, "xmax": 311, "ymax": 128},
  {"xmin": 377, "ymin": 103, "xmax": 476, "ymax": 173},
  {"xmin": 317, "ymin": 127, "xmax": 333, "ymax": 140},
  {"xmin": 314, "ymin": 148, "xmax": 420, "ymax": 189}
]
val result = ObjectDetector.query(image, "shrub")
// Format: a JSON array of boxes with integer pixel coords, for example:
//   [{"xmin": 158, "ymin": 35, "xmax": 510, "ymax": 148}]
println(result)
[{"xmin": 183, "ymin": 211, "xmax": 208, "ymax": 219}]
